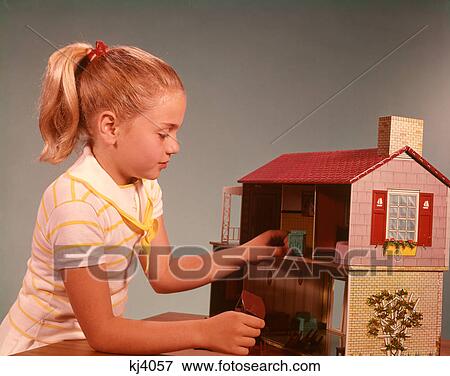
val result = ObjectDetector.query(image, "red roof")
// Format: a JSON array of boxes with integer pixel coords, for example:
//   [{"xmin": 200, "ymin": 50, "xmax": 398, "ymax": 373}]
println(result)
[{"xmin": 238, "ymin": 146, "xmax": 450, "ymax": 187}]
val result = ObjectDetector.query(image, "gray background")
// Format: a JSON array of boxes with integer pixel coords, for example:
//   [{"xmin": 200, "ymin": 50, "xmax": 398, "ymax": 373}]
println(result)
[{"xmin": 1, "ymin": 0, "xmax": 450, "ymax": 337}]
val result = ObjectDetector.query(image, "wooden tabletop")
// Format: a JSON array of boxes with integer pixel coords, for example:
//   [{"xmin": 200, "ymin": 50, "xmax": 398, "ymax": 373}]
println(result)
[
  {"xmin": 14, "ymin": 312, "xmax": 450, "ymax": 356},
  {"xmin": 442, "ymin": 340, "xmax": 450, "ymax": 356}
]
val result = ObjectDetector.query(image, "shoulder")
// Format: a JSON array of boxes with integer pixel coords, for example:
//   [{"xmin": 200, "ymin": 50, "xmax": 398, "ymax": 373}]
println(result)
[
  {"xmin": 143, "ymin": 179, "xmax": 163, "ymax": 218},
  {"xmin": 41, "ymin": 173, "xmax": 73, "ymax": 216},
  {"xmin": 39, "ymin": 172, "xmax": 105, "ymax": 224},
  {"xmin": 143, "ymin": 178, "xmax": 162, "ymax": 199}
]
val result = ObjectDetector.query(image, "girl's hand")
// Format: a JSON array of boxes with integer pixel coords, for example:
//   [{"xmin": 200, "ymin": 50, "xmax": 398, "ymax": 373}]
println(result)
[
  {"xmin": 243, "ymin": 230, "xmax": 289, "ymax": 258},
  {"xmin": 202, "ymin": 311, "xmax": 264, "ymax": 355}
]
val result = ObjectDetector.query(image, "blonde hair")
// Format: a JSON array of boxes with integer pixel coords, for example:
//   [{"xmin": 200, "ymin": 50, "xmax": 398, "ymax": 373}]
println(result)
[{"xmin": 38, "ymin": 42, "xmax": 184, "ymax": 163}]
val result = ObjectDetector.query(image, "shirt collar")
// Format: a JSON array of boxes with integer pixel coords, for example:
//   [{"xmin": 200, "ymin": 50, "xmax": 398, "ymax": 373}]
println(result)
[{"xmin": 67, "ymin": 145, "xmax": 152, "ymax": 224}]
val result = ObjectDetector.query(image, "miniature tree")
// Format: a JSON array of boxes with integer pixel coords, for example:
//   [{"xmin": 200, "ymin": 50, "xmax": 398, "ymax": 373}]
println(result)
[{"xmin": 366, "ymin": 289, "xmax": 423, "ymax": 356}]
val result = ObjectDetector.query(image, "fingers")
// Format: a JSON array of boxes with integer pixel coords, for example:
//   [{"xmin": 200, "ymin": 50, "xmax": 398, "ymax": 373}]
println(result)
[
  {"xmin": 236, "ymin": 336, "xmax": 256, "ymax": 348},
  {"xmin": 272, "ymin": 244, "xmax": 290, "ymax": 258},
  {"xmin": 240, "ymin": 326, "xmax": 261, "ymax": 338},
  {"xmin": 232, "ymin": 346, "xmax": 250, "ymax": 356},
  {"xmin": 267, "ymin": 230, "xmax": 289, "ymax": 246},
  {"xmin": 238, "ymin": 312, "xmax": 265, "ymax": 329}
]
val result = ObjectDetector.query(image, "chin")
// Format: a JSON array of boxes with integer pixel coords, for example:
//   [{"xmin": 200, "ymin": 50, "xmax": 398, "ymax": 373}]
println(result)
[{"xmin": 141, "ymin": 171, "xmax": 160, "ymax": 181}]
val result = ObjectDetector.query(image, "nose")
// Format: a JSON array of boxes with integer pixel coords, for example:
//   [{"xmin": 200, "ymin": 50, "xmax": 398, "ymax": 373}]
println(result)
[{"xmin": 166, "ymin": 134, "xmax": 180, "ymax": 156}]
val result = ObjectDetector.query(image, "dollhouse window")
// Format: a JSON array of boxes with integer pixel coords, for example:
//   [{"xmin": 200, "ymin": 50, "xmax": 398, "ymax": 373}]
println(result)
[{"xmin": 386, "ymin": 190, "xmax": 419, "ymax": 241}]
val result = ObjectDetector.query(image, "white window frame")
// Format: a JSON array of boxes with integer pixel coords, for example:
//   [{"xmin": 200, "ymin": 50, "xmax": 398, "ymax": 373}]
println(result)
[{"xmin": 385, "ymin": 189, "xmax": 420, "ymax": 241}]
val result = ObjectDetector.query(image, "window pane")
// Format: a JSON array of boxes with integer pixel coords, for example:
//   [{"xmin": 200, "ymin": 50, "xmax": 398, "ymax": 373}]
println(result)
[
  {"xmin": 407, "ymin": 220, "xmax": 415, "ymax": 231},
  {"xmin": 398, "ymin": 219, "xmax": 406, "ymax": 230},
  {"xmin": 399, "ymin": 196, "xmax": 407, "ymax": 206},
  {"xmin": 407, "ymin": 208, "xmax": 416, "ymax": 219},
  {"xmin": 389, "ymin": 207, "xmax": 398, "ymax": 217},
  {"xmin": 389, "ymin": 219, "xmax": 398, "ymax": 230},
  {"xmin": 390, "ymin": 195, "xmax": 399, "ymax": 205},
  {"xmin": 407, "ymin": 232, "xmax": 415, "ymax": 241},
  {"xmin": 388, "ymin": 230, "xmax": 397, "ymax": 239},
  {"xmin": 398, "ymin": 232, "xmax": 406, "ymax": 240},
  {"xmin": 407, "ymin": 196, "xmax": 416, "ymax": 207},
  {"xmin": 399, "ymin": 207, "xmax": 407, "ymax": 218}
]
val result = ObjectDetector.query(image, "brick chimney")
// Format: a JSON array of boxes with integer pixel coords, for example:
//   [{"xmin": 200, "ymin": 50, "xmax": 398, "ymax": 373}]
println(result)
[{"xmin": 377, "ymin": 116, "xmax": 424, "ymax": 157}]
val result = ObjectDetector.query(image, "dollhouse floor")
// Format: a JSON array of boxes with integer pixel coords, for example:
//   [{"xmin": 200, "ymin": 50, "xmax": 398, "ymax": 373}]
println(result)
[{"xmin": 257, "ymin": 329, "xmax": 345, "ymax": 356}]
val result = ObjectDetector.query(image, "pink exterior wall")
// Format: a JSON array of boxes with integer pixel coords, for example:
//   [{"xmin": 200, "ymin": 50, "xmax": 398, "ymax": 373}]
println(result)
[{"xmin": 339, "ymin": 155, "xmax": 449, "ymax": 267}]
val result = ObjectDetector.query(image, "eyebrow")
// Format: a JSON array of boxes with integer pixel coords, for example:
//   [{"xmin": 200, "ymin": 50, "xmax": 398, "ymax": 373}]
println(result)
[{"xmin": 161, "ymin": 122, "xmax": 180, "ymax": 130}]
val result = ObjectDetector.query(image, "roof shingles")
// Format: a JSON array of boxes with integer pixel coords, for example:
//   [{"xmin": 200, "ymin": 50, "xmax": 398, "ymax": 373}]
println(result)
[{"xmin": 238, "ymin": 146, "xmax": 450, "ymax": 187}]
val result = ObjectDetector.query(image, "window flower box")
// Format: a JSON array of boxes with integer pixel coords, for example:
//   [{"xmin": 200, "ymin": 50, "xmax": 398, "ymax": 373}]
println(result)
[{"xmin": 383, "ymin": 238, "xmax": 417, "ymax": 256}]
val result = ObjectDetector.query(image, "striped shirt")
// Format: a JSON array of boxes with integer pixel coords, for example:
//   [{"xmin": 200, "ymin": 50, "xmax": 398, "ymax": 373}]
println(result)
[{"xmin": 0, "ymin": 145, "xmax": 162, "ymax": 355}]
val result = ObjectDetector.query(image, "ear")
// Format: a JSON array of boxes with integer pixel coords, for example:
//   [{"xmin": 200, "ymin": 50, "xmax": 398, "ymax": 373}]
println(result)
[{"xmin": 96, "ymin": 110, "xmax": 120, "ymax": 145}]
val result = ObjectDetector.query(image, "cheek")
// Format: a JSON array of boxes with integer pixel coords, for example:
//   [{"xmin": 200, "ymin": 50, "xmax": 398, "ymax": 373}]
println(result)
[
  {"xmin": 126, "ymin": 134, "xmax": 163, "ymax": 164},
  {"xmin": 141, "ymin": 146, "xmax": 161, "ymax": 163},
  {"xmin": 122, "ymin": 126, "xmax": 156, "ymax": 149}
]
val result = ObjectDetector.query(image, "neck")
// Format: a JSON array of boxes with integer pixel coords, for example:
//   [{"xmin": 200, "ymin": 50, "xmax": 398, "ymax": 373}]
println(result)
[{"xmin": 91, "ymin": 145, "xmax": 136, "ymax": 186}]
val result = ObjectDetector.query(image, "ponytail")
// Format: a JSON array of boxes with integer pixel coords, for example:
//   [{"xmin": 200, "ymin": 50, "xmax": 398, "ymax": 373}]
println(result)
[
  {"xmin": 38, "ymin": 43, "xmax": 91, "ymax": 163},
  {"xmin": 38, "ymin": 41, "xmax": 184, "ymax": 164}
]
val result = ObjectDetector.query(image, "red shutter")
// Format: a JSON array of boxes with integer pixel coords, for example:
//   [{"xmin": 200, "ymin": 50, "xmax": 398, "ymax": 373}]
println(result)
[
  {"xmin": 417, "ymin": 193, "xmax": 433, "ymax": 246},
  {"xmin": 370, "ymin": 190, "xmax": 387, "ymax": 245}
]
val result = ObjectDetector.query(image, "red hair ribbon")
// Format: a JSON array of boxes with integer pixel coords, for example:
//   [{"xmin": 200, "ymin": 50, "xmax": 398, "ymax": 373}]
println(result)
[{"xmin": 87, "ymin": 40, "xmax": 109, "ymax": 62}]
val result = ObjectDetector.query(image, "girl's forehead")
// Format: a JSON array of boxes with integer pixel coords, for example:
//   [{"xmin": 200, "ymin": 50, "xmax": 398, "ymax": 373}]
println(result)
[
  {"xmin": 158, "ymin": 89, "xmax": 185, "ymax": 103},
  {"xmin": 141, "ymin": 90, "xmax": 186, "ymax": 128},
  {"xmin": 150, "ymin": 91, "xmax": 186, "ymax": 116}
]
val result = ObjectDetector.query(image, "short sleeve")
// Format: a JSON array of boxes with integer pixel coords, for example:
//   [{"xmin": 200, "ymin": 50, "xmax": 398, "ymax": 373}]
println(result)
[
  {"xmin": 46, "ymin": 201, "xmax": 105, "ymax": 270},
  {"xmin": 148, "ymin": 179, "xmax": 163, "ymax": 219}
]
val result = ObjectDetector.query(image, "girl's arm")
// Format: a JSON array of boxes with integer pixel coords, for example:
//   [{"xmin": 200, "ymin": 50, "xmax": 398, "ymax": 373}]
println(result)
[
  {"xmin": 143, "ymin": 215, "xmax": 287, "ymax": 294},
  {"xmin": 62, "ymin": 264, "xmax": 264, "ymax": 355}
]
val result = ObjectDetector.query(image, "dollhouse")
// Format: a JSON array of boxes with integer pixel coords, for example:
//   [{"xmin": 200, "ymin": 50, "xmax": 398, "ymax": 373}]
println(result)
[{"xmin": 210, "ymin": 116, "xmax": 450, "ymax": 355}]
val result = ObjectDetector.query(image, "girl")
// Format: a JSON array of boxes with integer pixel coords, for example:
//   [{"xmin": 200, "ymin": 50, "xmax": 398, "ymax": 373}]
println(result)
[{"xmin": 0, "ymin": 41, "xmax": 288, "ymax": 356}]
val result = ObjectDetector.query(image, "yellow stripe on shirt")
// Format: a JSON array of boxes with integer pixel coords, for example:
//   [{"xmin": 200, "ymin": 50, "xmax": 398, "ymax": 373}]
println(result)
[
  {"xmin": 106, "ymin": 249, "xmax": 134, "ymax": 268},
  {"xmin": 31, "ymin": 250, "xmax": 54, "ymax": 271},
  {"xmin": 81, "ymin": 190, "xmax": 91, "ymax": 201},
  {"xmin": 112, "ymin": 293, "xmax": 128, "ymax": 308},
  {"xmin": 47, "ymin": 220, "xmax": 103, "ymax": 239},
  {"xmin": 29, "ymin": 276, "xmax": 67, "ymax": 310},
  {"xmin": 52, "ymin": 180, "xmax": 58, "ymax": 207},
  {"xmin": 23, "ymin": 277, "xmax": 59, "ymax": 316},
  {"xmin": 7, "ymin": 312, "xmax": 53, "ymax": 344},
  {"xmin": 33, "ymin": 233, "xmax": 53, "ymax": 256},
  {"xmin": 28, "ymin": 264, "xmax": 65, "ymax": 290},
  {"xmin": 104, "ymin": 219, "xmax": 124, "ymax": 233},
  {"xmin": 97, "ymin": 202, "xmax": 111, "ymax": 216},
  {"xmin": 53, "ymin": 242, "xmax": 104, "ymax": 252},
  {"xmin": 17, "ymin": 299, "xmax": 66, "ymax": 330},
  {"xmin": 28, "ymin": 275, "xmax": 69, "ymax": 304},
  {"xmin": 104, "ymin": 232, "xmax": 139, "ymax": 251},
  {"xmin": 70, "ymin": 178, "xmax": 76, "ymax": 200},
  {"xmin": 40, "ymin": 197, "xmax": 49, "ymax": 223}
]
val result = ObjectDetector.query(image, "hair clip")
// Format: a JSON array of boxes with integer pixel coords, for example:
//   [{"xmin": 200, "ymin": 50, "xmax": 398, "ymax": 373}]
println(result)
[{"xmin": 87, "ymin": 40, "xmax": 109, "ymax": 62}]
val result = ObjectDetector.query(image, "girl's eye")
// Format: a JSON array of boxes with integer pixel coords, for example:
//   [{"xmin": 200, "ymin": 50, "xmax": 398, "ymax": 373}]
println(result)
[{"xmin": 158, "ymin": 133, "xmax": 169, "ymax": 139}]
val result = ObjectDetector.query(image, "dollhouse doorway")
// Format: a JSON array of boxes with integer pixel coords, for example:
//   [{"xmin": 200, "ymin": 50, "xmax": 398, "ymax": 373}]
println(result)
[{"xmin": 328, "ymin": 278, "xmax": 347, "ymax": 334}]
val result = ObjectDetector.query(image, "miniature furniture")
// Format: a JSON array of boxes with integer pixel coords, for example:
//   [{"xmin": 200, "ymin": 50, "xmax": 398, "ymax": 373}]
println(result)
[
  {"xmin": 210, "ymin": 116, "xmax": 450, "ymax": 356},
  {"xmin": 235, "ymin": 290, "xmax": 266, "ymax": 319},
  {"xmin": 288, "ymin": 230, "xmax": 306, "ymax": 256}
]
